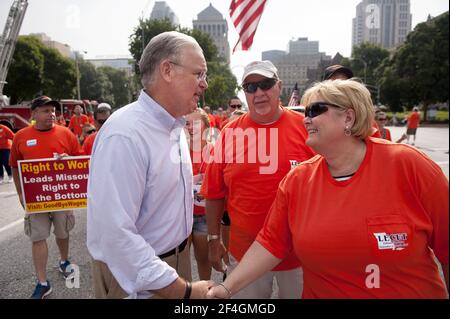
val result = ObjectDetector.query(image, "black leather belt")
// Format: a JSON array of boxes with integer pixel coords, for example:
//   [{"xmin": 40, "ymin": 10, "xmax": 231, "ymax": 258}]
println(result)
[{"xmin": 158, "ymin": 238, "xmax": 188, "ymax": 259}]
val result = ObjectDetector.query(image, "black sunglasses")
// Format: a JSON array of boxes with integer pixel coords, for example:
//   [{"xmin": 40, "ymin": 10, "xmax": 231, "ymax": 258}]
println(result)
[
  {"xmin": 242, "ymin": 78, "xmax": 277, "ymax": 93},
  {"xmin": 230, "ymin": 104, "xmax": 242, "ymax": 109},
  {"xmin": 305, "ymin": 102, "xmax": 344, "ymax": 118}
]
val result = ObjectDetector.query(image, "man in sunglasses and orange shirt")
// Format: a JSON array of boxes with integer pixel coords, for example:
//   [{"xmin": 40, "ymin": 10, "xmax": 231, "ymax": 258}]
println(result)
[{"xmin": 201, "ymin": 60, "xmax": 315, "ymax": 298}]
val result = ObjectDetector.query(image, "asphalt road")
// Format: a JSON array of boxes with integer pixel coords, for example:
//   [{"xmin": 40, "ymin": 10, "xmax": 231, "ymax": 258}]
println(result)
[{"xmin": 0, "ymin": 126, "xmax": 448, "ymax": 299}]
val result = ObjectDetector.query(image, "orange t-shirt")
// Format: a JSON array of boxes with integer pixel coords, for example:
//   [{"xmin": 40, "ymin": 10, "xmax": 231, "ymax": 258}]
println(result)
[
  {"xmin": 380, "ymin": 127, "xmax": 392, "ymax": 141},
  {"xmin": 0, "ymin": 124, "xmax": 15, "ymax": 150},
  {"xmin": 191, "ymin": 144, "xmax": 213, "ymax": 216},
  {"xmin": 9, "ymin": 125, "xmax": 82, "ymax": 167},
  {"xmin": 68, "ymin": 114, "xmax": 90, "ymax": 137},
  {"xmin": 82, "ymin": 131, "xmax": 97, "ymax": 155},
  {"xmin": 257, "ymin": 138, "xmax": 449, "ymax": 298},
  {"xmin": 207, "ymin": 114, "xmax": 216, "ymax": 128},
  {"xmin": 407, "ymin": 112, "xmax": 420, "ymax": 129},
  {"xmin": 201, "ymin": 109, "xmax": 315, "ymax": 270}
]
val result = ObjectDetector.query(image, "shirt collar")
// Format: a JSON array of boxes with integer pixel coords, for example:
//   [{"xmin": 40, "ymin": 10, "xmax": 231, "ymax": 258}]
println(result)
[{"xmin": 138, "ymin": 90, "xmax": 186, "ymax": 131}]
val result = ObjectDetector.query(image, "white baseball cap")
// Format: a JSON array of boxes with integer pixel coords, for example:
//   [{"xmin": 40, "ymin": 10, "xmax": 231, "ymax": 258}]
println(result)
[
  {"xmin": 242, "ymin": 60, "xmax": 278, "ymax": 83},
  {"xmin": 98, "ymin": 102, "xmax": 111, "ymax": 110}
]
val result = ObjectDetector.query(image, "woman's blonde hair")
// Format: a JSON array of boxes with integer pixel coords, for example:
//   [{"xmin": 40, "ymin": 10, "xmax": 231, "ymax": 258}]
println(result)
[{"xmin": 301, "ymin": 79, "xmax": 375, "ymax": 139}]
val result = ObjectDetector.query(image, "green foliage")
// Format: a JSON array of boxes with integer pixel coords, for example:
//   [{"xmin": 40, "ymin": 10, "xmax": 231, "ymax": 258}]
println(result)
[
  {"xmin": 4, "ymin": 35, "xmax": 76, "ymax": 104},
  {"xmin": 377, "ymin": 12, "xmax": 449, "ymax": 118},
  {"xmin": 4, "ymin": 36, "xmax": 44, "ymax": 103},
  {"xmin": 347, "ymin": 43, "xmax": 390, "ymax": 85},
  {"xmin": 98, "ymin": 66, "xmax": 132, "ymax": 107},
  {"xmin": 204, "ymin": 62, "xmax": 238, "ymax": 108},
  {"xmin": 41, "ymin": 47, "xmax": 76, "ymax": 100}
]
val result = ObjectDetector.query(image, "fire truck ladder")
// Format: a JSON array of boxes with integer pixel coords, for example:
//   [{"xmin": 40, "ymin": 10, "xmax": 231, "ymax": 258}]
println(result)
[{"xmin": 0, "ymin": 0, "xmax": 28, "ymax": 100}]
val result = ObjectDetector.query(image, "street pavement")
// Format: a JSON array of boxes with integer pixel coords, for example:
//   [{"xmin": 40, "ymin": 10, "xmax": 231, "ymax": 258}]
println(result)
[{"xmin": 0, "ymin": 126, "xmax": 448, "ymax": 299}]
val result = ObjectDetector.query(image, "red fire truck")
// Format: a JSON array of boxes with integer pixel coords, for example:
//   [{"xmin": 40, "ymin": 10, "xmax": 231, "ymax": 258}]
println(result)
[{"xmin": 0, "ymin": 99, "xmax": 92, "ymax": 132}]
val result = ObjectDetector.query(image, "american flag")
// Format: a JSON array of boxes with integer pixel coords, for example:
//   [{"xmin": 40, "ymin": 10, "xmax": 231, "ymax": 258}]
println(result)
[
  {"xmin": 229, "ymin": 0, "xmax": 268, "ymax": 52},
  {"xmin": 288, "ymin": 83, "xmax": 300, "ymax": 106}
]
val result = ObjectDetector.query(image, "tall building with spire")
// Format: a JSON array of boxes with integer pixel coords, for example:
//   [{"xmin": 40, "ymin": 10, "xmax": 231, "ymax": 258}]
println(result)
[
  {"xmin": 352, "ymin": 0, "xmax": 412, "ymax": 51},
  {"xmin": 193, "ymin": 3, "xmax": 230, "ymax": 63},
  {"xmin": 150, "ymin": 1, "xmax": 179, "ymax": 26}
]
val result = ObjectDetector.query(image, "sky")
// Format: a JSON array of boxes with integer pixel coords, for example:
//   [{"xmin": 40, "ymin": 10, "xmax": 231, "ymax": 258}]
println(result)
[{"xmin": 1, "ymin": 0, "xmax": 449, "ymax": 83}]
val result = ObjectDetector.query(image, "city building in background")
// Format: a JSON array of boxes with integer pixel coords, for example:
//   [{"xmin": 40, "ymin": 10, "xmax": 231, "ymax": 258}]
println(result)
[
  {"xmin": 352, "ymin": 0, "xmax": 412, "ymax": 51},
  {"xmin": 86, "ymin": 56, "xmax": 135, "ymax": 77},
  {"xmin": 29, "ymin": 33, "xmax": 71, "ymax": 58},
  {"xmin": 262, "ymin": 37, "xmax": 331, "ymax": 99},
  {"xmin": 193, "ymin": 3, "xmax": 230, "ymax": 63},
  {"xmin": 150, "ymin": 1, "xmax": 179, "ymax": 25}
]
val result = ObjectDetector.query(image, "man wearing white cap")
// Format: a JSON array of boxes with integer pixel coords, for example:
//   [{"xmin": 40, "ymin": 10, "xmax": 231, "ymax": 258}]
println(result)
[{"xmin": 201, "ymin": 60, "xmax": 315, "ymax": 298}]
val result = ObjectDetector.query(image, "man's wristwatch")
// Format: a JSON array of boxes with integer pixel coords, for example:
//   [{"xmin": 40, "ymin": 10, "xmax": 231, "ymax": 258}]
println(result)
[{"xmin": 207, "ymin": 234, "xmax": 220, "ymax": 242}]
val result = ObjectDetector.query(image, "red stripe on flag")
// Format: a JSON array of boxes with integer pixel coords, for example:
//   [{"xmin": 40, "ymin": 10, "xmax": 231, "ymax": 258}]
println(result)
[{"xmin": 229, "ymin": 0, "xmax": 267, "ymax": 52}]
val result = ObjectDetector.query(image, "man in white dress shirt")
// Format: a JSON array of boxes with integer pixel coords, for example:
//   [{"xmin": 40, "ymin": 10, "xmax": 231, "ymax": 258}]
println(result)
[{"xmin": 87, "ymin": 31, "xmax": 211, "ymax": 299}]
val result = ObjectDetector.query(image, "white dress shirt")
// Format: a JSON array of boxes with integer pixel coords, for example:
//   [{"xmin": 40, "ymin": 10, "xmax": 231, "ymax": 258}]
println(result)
[{"xmin": 87, "ymin": 90, "xmax": 193, "ymax": 298}]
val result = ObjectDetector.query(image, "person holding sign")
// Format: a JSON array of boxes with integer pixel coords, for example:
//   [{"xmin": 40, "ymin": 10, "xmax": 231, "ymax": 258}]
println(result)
[
  {"xmin": 9, "ymin": 95, "xmax": 83, "ymax": 299},
  {"xmin": 87, "ymin": 31, "xmax": 212, "ymax": 299}
]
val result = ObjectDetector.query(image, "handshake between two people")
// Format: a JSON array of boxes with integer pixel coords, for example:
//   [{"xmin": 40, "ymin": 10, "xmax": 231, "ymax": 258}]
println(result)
[
  {"xmin": 185, "ymin": 240, "xmax": 233, "ymax": 299},
  {"xmin": 185, "ymin": 280, "xmax": 232, "ymax": 299}
]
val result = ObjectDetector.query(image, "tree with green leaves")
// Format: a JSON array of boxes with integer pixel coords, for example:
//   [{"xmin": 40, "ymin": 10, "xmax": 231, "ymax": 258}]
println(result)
[
  {"xmin": 78, "ymin": 59, "xmax": 113, "ymax": 103},
  {"xmin": 204, "ymin": 61, "xmax": 238, "ymax": 108},
  {"xmin": 389, "ymin": 12, "xmax": 449, "ymax": 120},
  {"xmin": 4, "ymin": 35, "xmax": 76, "ymax": 104},
  {"xmin": 41, "ymin": 46, "xmax": 76, "ymax": 100},
  {"xmin": 4, "ymin": 36, "xmax": 44, "ymax": 104},
  {"xmin": 99, "ymin": 66, "xmax": 132, "ymax": 107}
]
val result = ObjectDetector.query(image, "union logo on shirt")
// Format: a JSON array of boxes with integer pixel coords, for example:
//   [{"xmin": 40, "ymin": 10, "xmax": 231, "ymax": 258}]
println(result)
[{"xmin": 373, "ymin": 232, "xmax": 408, "ymax": 251}]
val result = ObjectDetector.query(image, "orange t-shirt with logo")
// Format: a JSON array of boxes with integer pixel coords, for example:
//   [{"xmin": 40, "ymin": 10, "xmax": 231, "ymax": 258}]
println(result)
[
  {"xmin": 201, "ymin": 109, "xmax": 315, "ymax": 271},
  {"xmin": 257, "ymin": 138, "xmax": 448, "ymax": 298},
  {"xmin": 0, "ymin": 124, "xmax": 15, "ymax": 150},
  {"xmin": 82, "ymin": 131, "xmax": 97, "ymax": 155},
  {"xmin": 68, "ymin": 114, "xmax": 90, "ymax": 137},
  {"xmin": 9, "ymin": 125, "xmax": 82, "ymax": 167},
  {"xmin": 407, "ymin": 112, "xmax": 420, "ymax": 129}
]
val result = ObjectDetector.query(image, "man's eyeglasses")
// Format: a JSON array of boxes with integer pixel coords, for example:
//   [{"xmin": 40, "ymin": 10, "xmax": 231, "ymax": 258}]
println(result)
[
  {"xmin": 305, "ymin": 101, "xmax": 344, "ymax": 118},
  {"xmin": 230, "ymin": 104, "xmax": 242, "ymax": 109},
  {"xmin": 378, "ymin": 118, "xmax": 387, "ymax": 121},
  {"xmin": 242, "ymin": 78, "xmax": 277, "ymax": 94},
  {"xmin": 169, "ymin": 61, "xmax": 208, "ymax": 82}
]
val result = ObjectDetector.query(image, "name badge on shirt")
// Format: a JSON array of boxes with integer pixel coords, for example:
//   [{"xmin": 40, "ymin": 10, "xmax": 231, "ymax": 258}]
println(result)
[{"xmin": 26, "ymin": 139, "xmax": 37, "ymax": 147}]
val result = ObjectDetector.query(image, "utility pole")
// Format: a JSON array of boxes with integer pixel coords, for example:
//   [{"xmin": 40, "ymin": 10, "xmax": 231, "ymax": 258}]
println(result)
[{"xmin": 75, "ymin": 51, "xmax": 87, "ymax": 100}]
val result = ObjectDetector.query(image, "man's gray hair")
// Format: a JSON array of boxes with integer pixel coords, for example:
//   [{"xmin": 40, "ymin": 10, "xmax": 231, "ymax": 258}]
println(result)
[{"xmin": 139, "ymin": 31, "xmax": 201, "ymax": 87}]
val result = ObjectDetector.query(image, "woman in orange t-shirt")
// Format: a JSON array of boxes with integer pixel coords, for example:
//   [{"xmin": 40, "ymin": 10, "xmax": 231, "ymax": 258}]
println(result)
[
  {"xmin": 0, "ymin": 124, "xmax": 15, "ymax": 183},
  {"xmin": 208, "ymin": 79, "xmax": 448, "ymax": 299},
  {"xmin": 185, "ymin": 108, "xmax": 213, "ymax": 280}
]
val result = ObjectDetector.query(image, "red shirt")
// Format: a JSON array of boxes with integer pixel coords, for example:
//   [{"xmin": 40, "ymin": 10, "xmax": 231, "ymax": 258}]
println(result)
[
  {"xmin": 68, "ymin": 114, "xmax": 90, "ymax": 137},
  {"xmin": 407, "ymin": 112, "xmax": 420, "ymax": 129},
  {"xmin": 257, "ymin": 138, "xmax": 448, "ymax": 298},
  {"xmin": 380, "ymin": 127, "xmax": 392, "ymax": 141},
  {"xmin": 191, "ymin": 144, "xmax": 213, "ymax": 216},
  {"xmin": 82, "ymin": 131, "xmax": 98, "ymax": 155},
  {"xmin": 10, "ymin": 125, "xmax": 82, "ymax": 166},
  {"xmin": 0, "ymin": 124, "xmax": 14, "ymax": 150},
  {"xmin": 201, "ymin": 109, "xmax": 315, "ymax": 270}
]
